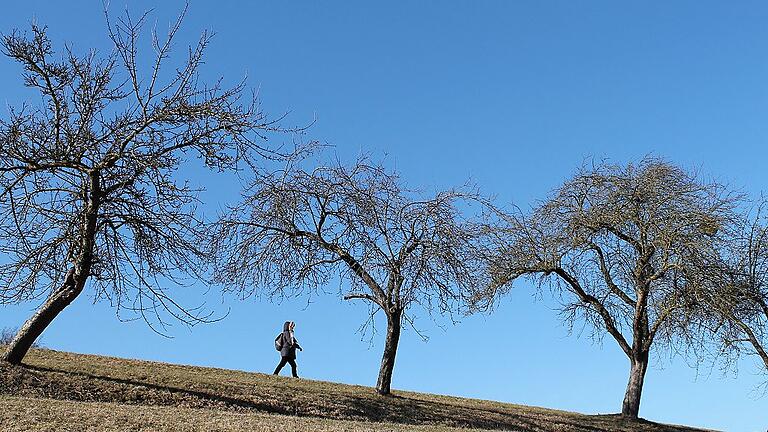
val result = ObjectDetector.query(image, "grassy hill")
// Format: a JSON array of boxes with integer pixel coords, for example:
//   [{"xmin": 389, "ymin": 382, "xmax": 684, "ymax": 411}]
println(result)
[{"xmin": 0, "ymin": 348, "xmax": 714, "ymax": 432}]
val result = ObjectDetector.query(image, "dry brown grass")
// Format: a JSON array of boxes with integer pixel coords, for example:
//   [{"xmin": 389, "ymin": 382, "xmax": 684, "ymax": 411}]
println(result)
[
  {"xmin": 0, "ymin": 348, "xmax": 716, "ymax": 432},
  {"xmin": 0, "ymin": 395, "xmax": 486, "ymax": 432}
]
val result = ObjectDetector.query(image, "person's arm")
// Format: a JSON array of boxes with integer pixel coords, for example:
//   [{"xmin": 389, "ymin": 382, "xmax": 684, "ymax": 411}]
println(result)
[{"xmin": 293, "ymin": 337, "xmax": 302, "ymax": 351}]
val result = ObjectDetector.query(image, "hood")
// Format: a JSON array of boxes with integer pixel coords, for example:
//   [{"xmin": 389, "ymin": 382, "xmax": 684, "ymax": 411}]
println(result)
[{"xmin": 283, "ymin": 321, "xmax": 293, "ymax": 331}]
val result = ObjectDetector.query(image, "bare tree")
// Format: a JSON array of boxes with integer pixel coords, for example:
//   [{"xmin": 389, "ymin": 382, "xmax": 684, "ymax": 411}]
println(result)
[
  {"xmin": 214, "ymin": 158, "xmax": 486, "ymax": 395},
  {"xmin": 695, "ymin": 202, "xmax": 768, "ymax": 382},
  {"xmin": 0, "ymin": 7, "xmax": 305, "ymax": 365},
  {"xmin": 475, "ymin": 158, "xmax": 741, "ymax": 419}
]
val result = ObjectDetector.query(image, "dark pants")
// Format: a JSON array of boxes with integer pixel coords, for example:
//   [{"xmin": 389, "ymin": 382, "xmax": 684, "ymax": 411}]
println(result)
[{"xmin": 273, "ymin": 356, "xmax": 298, "ymax": 377}]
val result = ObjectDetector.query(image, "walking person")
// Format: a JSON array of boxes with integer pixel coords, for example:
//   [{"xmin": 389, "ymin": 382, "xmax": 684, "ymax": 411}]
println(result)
[{"xmin": 273, "ymin": 321, "xmax": 302, "ymax": 377}]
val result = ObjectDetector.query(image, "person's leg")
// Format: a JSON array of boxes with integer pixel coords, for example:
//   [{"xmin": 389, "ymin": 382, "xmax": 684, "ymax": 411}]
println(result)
[
  {"xmin": 273, "ymin": 357, "xmax": 288, "ymax": 375},
  {"xmin": 288, "ymin": 358, "xmax": 298, "ymax": 377}
]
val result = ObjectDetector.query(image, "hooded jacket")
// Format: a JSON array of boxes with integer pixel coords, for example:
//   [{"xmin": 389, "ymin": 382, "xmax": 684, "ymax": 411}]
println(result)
[{"xmin": 279, "ymin": 321, "xmax": 301, "ymax": 358}]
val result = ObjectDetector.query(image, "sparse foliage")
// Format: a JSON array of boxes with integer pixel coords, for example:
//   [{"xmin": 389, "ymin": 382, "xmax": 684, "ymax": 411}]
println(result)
[
  {"xmin": 693, "ymin": 202, "xmax": 768, "ymax": 384},
  {"xmin": 214, "ymin": 158, "xmax": 487, "ymax": 395},
  {"xmin": 477, "ymin": 158, "xmax": 742, "ymax": 419},
  {"xmin": 0, "ymin": 6, "xmax": 306, "ymax": 365}
]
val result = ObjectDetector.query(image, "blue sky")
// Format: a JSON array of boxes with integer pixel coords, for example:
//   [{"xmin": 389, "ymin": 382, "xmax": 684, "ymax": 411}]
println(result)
[{"xmin": 1, "ymin": 2, "xmax": 768, "ymax": 431}]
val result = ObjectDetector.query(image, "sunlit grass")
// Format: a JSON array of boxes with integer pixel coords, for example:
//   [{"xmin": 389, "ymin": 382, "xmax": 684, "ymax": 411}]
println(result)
[{"xmin": 0, "ymin": 348, "xmax": 715, "ymax": 432}]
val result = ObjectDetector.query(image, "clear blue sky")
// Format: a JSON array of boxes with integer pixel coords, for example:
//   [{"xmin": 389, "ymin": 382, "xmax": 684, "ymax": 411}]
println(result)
[{"xmin": 1, "ymin": 2, "xmax": 767, "ymax": 431}]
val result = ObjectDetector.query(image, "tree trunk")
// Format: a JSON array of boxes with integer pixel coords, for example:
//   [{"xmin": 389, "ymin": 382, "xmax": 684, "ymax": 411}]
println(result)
[
  {"xmin": 621, "ymin": 350, "xmax": 649, "ymax": 419},
  {"xmin": 1, "ymin": 269, "xmax": 83, "ymax": 365},
  {"xmin": 2, "ymin": 171, "xmax": 101, "ymax": 365},
  {"xmin": 376, "ymin": 308, "xmax": 402, "ymax": 395}
]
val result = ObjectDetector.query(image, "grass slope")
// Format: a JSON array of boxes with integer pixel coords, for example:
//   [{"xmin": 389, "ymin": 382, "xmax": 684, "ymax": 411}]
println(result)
[{"xmin": 0, "ymin": 348, "xmax": 714, "ymax": 432}]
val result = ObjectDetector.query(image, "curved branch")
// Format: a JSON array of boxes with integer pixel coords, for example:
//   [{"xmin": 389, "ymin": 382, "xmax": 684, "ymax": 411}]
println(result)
[
  {"xmin": 588, "ymin": 242, "xmax": 636, "ymax": 307},
  {"xmin": 554, "ymin": 267, "xmax": 633, "ymax": 357}
]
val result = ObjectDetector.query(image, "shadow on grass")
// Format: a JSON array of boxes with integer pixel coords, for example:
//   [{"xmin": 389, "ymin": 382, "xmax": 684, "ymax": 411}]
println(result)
[
  {"xmin": 1, "ymin": 361, "xmax": 707, "ymax": 432},
  {"xmin": 340, "ymin": 393, "xmax": 615, "ymax": 432},
  {"xmin": 6, "ymin": 364, "xmax": 292, "ymax": 417}
]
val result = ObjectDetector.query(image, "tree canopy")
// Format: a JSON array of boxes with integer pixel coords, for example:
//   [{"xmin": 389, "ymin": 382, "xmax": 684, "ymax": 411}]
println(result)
[
  {"xmin": 0, "ymin": 7, "xmax": 306, "ymax": 364},
  {"xmin": 477, "ymin": 158, "xmax": 741, "ymax": 418},
  {"xmin": 214, "ymin": 158, "xmax": 487, "ymax": 394}
]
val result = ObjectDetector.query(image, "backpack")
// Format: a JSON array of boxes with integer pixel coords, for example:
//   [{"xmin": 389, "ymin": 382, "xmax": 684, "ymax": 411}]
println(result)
[{"xmin": 274, "ymin": 333, "xmax": 284, "ymax": 351}]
